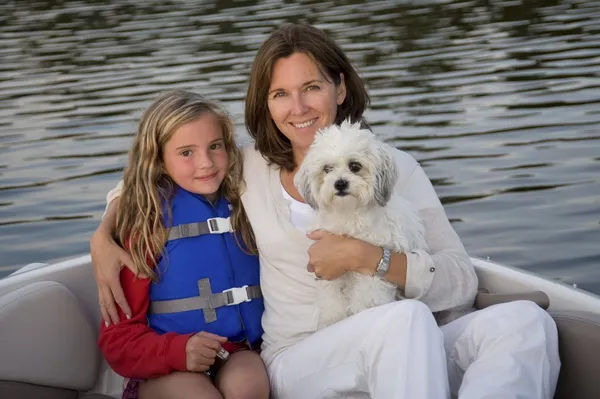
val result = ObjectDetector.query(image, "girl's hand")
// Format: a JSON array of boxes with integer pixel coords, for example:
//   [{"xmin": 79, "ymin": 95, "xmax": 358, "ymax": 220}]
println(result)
[
  {"xmin": 185, "ymin": 332, "xmax": 228, "ymax": 372},
  {"xmin": 306, "ymin": 230, "xmax": 380, "ymax": 280},
  {"xmin": 90, "ymin": 228, "xmax": 135, "ymax": 325}
]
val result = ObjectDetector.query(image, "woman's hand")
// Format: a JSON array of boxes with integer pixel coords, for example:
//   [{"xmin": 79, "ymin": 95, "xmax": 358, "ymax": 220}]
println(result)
[
  {"xmin": 306, "ymin": 230, "xmax": 381, "ymax": 280},
  {"xmin": 307, "ymin": 230, "xmax": 408, "ymax": 287},
  {"xmin": 90, "ymin": 227, "xmax": 135, "ymax": 325},
  {"xmin": 185, "ymin": 332, "xmax": 227, "ymax": 372}
]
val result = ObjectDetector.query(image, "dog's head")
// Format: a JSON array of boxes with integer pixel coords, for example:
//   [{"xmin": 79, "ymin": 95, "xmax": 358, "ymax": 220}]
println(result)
[{"xmin": 294, "ymin": 119, "xmax": 398, "ymax": 212}]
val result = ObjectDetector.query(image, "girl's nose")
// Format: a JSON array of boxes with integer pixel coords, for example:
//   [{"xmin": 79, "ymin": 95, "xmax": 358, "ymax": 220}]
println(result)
[{"xmin": 196, "ymin": 152, "xmax": 214, "ymax": 169}]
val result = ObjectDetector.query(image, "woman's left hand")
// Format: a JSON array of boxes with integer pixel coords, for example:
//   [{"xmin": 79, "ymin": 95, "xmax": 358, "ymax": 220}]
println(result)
[{"xmin": 306, "ymin": 230, "xmax": 380, "ymax": 280}]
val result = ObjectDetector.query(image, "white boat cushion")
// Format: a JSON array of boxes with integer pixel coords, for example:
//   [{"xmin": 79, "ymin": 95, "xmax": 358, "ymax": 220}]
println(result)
[{"xmin": 0, "ymin": 281, "xmax": 100, "ymax": 391}]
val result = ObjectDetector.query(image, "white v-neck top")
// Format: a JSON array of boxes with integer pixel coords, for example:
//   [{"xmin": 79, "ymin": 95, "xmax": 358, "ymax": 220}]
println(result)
[{"xmin": 280, "ymin": 183, "xmax": 314, "ymax": 233}]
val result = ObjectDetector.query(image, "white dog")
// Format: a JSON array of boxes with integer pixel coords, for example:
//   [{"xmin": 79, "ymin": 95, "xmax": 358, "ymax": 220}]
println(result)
[{"xmin": 294, "ymin": 119, "xmax": 429, "ymax": 329}]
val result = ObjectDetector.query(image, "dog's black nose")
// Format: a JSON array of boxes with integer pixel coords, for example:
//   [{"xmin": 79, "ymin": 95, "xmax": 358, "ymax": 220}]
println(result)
[{"xmin": 334, "ymin": 179, "xmax": 349, "ymax": 191}]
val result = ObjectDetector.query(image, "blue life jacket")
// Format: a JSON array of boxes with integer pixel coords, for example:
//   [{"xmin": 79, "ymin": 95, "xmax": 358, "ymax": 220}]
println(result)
[{"xmin": 147, "ymin": 186, "xmax": 263, "ymax": 346}]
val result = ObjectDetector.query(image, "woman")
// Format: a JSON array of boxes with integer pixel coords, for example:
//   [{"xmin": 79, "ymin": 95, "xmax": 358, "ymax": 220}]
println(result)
[{"xmin": 91, "ymin": 24, "xmax": 560, "ymax": 398}]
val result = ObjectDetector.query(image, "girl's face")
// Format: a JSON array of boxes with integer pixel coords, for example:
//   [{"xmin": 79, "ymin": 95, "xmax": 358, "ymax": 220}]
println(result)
[
  {"xmin": 162, "ymin": 114, "xmax": 228, "ymax": 201},
  {"xmin": 267, "ymin": 52, "xmax": 346, "ymax": 165}
]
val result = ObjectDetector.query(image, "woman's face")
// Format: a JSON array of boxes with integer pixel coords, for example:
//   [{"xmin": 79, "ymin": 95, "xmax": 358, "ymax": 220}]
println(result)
[{"xmin": 267, "ymin": 52, "xmax": 346, "ymax": 163}]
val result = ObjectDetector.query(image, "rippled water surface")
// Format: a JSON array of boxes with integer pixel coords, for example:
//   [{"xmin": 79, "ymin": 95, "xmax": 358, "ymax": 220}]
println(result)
[{"xmin": 1, "ymin": 0, "xmax": 599, "ymax": 293}]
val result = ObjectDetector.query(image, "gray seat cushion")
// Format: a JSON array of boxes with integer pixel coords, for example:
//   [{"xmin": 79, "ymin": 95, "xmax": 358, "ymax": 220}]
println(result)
[
  {"xmin": 0, "ymin": 281, "xmax": 103, "ymax": 399},
  {"xmin": 551, "ymin": 311, "xmax": 600, "ymax": 399},
  {"xmin": 0, "ymin": 380, "xmax": 78, "ymax": 399},
  {"xmin": 0, "ymin": 381, "xmax": 115, "ymax": 399}
]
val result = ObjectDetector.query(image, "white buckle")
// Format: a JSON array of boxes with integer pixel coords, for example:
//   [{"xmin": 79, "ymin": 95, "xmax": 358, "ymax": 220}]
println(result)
[
  {"xmin": 207, "ymin": 217, "xmax": 232, "ymax": 234},
  {"xmin": 224, "ymin": 285, "xmax": 250, "ymax": 306}
]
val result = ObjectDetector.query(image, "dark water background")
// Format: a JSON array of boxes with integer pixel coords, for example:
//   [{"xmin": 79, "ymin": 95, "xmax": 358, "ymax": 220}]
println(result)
[{"xmin": 1, "ymin": 0, "xmax": 599, "ymax": 294}]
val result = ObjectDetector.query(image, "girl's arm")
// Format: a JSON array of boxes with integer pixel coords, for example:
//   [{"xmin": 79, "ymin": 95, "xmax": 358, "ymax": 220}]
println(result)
[
  {"xmin": 98, "ymin": 267, "xmax": 194, "ymax": 379},
  {"xmin": 91, "ymin": 180, "xmax": 134, "ymax": 323}
]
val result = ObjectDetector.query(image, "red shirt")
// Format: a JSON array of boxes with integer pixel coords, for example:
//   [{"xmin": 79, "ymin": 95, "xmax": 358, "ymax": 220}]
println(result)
[{"xmin": 98, "ymin": 268, "xmax": 193, "ymax": 379}]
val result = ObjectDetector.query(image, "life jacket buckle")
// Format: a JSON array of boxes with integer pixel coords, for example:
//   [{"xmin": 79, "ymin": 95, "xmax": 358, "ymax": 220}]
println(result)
[
  {"xmin": 223, "ymin": 285, "xmax": 251, "ymax": 306},
  {"xmin": 207, "ymin": 217, "xmax": 232, "ymax": 234}
]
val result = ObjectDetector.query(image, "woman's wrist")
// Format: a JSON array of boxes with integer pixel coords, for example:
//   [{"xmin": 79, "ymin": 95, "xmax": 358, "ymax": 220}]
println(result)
[
  {"xmin": 353, "ymin": 240, "xmax": 383, "ymax": 275},
  {"xmin": 352, "ymin": 240, "xmax": 408, "ymax": 288}
]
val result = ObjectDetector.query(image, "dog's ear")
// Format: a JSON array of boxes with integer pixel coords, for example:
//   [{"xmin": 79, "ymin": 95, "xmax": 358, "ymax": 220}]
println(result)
[
  {"xmin": 373, "ymin": 143, "xmax": 398, "ymax": 207},
  {"xmin": 293, "ymin": 164, "xmax": 319, "ymax": 210}
]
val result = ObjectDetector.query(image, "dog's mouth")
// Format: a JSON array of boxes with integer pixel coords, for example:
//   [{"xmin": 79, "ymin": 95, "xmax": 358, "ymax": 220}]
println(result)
[{"xmin": 334, "ymin": 190, "xmax": 349, "ymax": 197}]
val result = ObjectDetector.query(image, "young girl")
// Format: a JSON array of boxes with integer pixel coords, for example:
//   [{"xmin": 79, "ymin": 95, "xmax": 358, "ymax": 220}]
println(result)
[{"xmin": 98, "ymin": 90, "xmax": 269, "ymax": 399}]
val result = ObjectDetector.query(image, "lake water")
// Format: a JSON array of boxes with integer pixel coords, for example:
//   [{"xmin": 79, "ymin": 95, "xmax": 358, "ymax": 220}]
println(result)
[{"xmin": 1, "ymin": 0, "xmax": 599, "ymax": 294}]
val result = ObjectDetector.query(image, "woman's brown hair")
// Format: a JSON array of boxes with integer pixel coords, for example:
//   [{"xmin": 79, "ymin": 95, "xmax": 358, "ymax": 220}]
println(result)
[
  {"xmin": 245, "ymin": 23, "xmax": 370, "ymax": 172},
  {"xmin": 116, "ymin": 90, "xmax": 256, "ymax": 280}
]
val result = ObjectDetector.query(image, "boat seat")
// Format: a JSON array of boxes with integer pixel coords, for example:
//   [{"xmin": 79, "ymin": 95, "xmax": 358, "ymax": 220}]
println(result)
[
  {"xmin": 0, "ymin": 281, "xmax": 113, "ymax": 399},
  {"xmin": 475, "ymin": 290, "xmax": 550, "ymax": 310},
  {"xmin": 474, "ymin": 290, "xmax": 600, "ymax": 399},
  {"xmin": 551, "ymin": 311, "xmax": 600, "ymax": 399}
]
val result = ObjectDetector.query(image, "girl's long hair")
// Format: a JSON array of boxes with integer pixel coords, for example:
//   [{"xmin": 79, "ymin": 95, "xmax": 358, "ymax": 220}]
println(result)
[{"xmin": 116, "ymin": 90, "xmax": 256, "ymax": 280}]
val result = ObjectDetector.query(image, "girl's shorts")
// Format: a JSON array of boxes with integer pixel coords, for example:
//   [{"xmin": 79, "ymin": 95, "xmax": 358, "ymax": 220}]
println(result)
[{"xmin": 121, "ymin": 341, "xmax": 252, "ymax": 399}]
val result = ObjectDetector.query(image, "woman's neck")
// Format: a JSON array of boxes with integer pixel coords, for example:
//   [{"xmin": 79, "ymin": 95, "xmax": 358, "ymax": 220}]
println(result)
[
  {"xmin": 278, "ymin": 145, "xmax": 308, "ymax": 203},
  {"xmin": 292, "ymin": 147, "xmax": 307, "ymax": 171}
]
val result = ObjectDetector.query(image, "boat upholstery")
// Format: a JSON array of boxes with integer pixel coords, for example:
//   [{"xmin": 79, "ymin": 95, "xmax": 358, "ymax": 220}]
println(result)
[
  {"xmin": 0, "ymin": 281, "xmax": 112, "ymax": 399},
  {"xmin": 475, "ymin": 290, "xmax": 550, "ymax": 310},
  {"xmin": 551, "ymin": 311, "xmax": 600, "ymax": 399},
  {"xmin": 1, "ymin": 279, "xmax": 599, "ymax": 398}
]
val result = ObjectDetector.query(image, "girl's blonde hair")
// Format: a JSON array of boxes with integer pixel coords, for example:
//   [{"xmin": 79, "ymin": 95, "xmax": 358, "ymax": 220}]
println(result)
[{"xmin": 116, "ymin": 90, "xmax": 256, "ymax": 280}]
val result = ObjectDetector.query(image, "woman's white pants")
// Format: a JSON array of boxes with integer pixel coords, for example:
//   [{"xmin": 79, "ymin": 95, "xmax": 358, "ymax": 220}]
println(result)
[{"xmin": 267, "ymin": 300, "xmax": 560, "ymax": 399}]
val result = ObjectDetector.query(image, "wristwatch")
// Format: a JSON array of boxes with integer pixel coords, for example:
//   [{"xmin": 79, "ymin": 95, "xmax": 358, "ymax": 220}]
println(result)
[{"xmin": 375, "ymin": 247, "xmax": 391, "ymax": 278}]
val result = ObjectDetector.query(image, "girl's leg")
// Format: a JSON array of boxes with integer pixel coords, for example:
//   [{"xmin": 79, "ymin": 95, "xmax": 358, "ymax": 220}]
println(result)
[
  {"xmin": 214, "ymin": 350, "xmax": 270, "ymax": 399},
  {"xmin": 267, "ymin": 299, "xmax": 449, "ymax": 399},
  {"xmin": 441, "ymin": 300, "xmax": 560, "ymax": 399},
  {"xmin": 138, "ymin": 371, "xmax": 222, "ymax": 399}
]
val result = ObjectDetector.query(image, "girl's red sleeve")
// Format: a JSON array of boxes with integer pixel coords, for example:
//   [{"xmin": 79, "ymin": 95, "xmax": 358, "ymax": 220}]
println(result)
[{"xmin": 97, "ymin": 267, "xmax": 194, "ymax": 379}]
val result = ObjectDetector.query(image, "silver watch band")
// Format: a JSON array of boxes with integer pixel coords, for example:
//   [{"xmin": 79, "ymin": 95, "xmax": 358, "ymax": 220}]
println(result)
[{"xmin": 375, "ymin": 247, "xmax": 391, "ymax": 278}]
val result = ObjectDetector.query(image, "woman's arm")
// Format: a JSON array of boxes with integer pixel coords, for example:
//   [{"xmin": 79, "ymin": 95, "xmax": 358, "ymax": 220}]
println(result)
[
  {"xmin": 98, "ymin": 268, "xmax": 193, "ymax": 379},
  {"xmin": 396, "ymin": 164, "xmax": 478, "ymax": 312},
  {"xmin": 90, "ymin": 180, "xmax": 134, "ymax": 323}
]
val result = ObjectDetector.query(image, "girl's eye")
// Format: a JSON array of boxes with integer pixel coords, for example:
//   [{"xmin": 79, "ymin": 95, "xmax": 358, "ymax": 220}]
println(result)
[
  {"xmin": 272, "ymin": 91, "xmax": 286, "ymax": 99},
  {"xmin": 323, "ymin": 165, "xmax": 333, "ymax": 173},
  {"xmin": 210, "ymin": 142, "xmax": 223, "ymax": 150},
  {"xmin": 180, "ymin": 150, "xmax": 192, "ymax": 157},
  {"xmin": 348, "ymin": 161, "xmax": 362, "ymax": 173},
  {"xmin": 306, "ymin": 85, "xmax": 320, "ymax": 91}
]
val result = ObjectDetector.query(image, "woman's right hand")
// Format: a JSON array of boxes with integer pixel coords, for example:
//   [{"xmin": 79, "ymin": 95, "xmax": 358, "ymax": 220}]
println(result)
[
  {"xmin": 90, "ymin": 227, "xmax": 135, "ymax": 325},
  {"xmin": 185, "ymin": 332, "xmax": 228, "ymax": 372}
]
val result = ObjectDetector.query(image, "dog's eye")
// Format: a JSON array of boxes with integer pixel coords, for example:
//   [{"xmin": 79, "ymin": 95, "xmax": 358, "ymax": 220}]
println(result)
[
  {"xmin": 348, "ymin": 161, "xmax": 362, "ymax": 173},
  {"xmin": 323, "ymin": 165, "xmax": 333, "ymax": 173}
]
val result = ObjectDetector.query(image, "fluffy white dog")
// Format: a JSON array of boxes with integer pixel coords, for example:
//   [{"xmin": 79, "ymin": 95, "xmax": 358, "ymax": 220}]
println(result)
[{"xmin": 294, "ymin": 119, "xmax": 429, "ymax": 329}]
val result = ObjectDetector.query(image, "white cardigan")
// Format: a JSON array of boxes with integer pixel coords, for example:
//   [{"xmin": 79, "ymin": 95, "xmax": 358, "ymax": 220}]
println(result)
[{"xmin": 240, "ymin": 145, "xmax": 478, "ymax": 366}]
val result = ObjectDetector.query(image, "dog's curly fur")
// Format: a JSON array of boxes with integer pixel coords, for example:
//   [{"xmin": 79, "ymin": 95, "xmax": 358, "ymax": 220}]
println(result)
[{"xmin": 294, "ymin": 120, "xmax": 429, "ymax": 329}]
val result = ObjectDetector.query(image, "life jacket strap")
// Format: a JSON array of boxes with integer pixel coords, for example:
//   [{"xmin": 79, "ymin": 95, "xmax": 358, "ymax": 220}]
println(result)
[
  {"xmin": 167, "ymin": 217, "xmax": 232, "ymax": 241},
  {"xmin": 149, "ymin": 283, "xmax": 262, "ymax": 319}
]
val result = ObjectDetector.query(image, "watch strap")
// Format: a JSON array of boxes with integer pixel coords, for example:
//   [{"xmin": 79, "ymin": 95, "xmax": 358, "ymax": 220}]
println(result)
[{"xmin": 375, "ymin": 247, "xmax": 391, "ymax": 278}]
